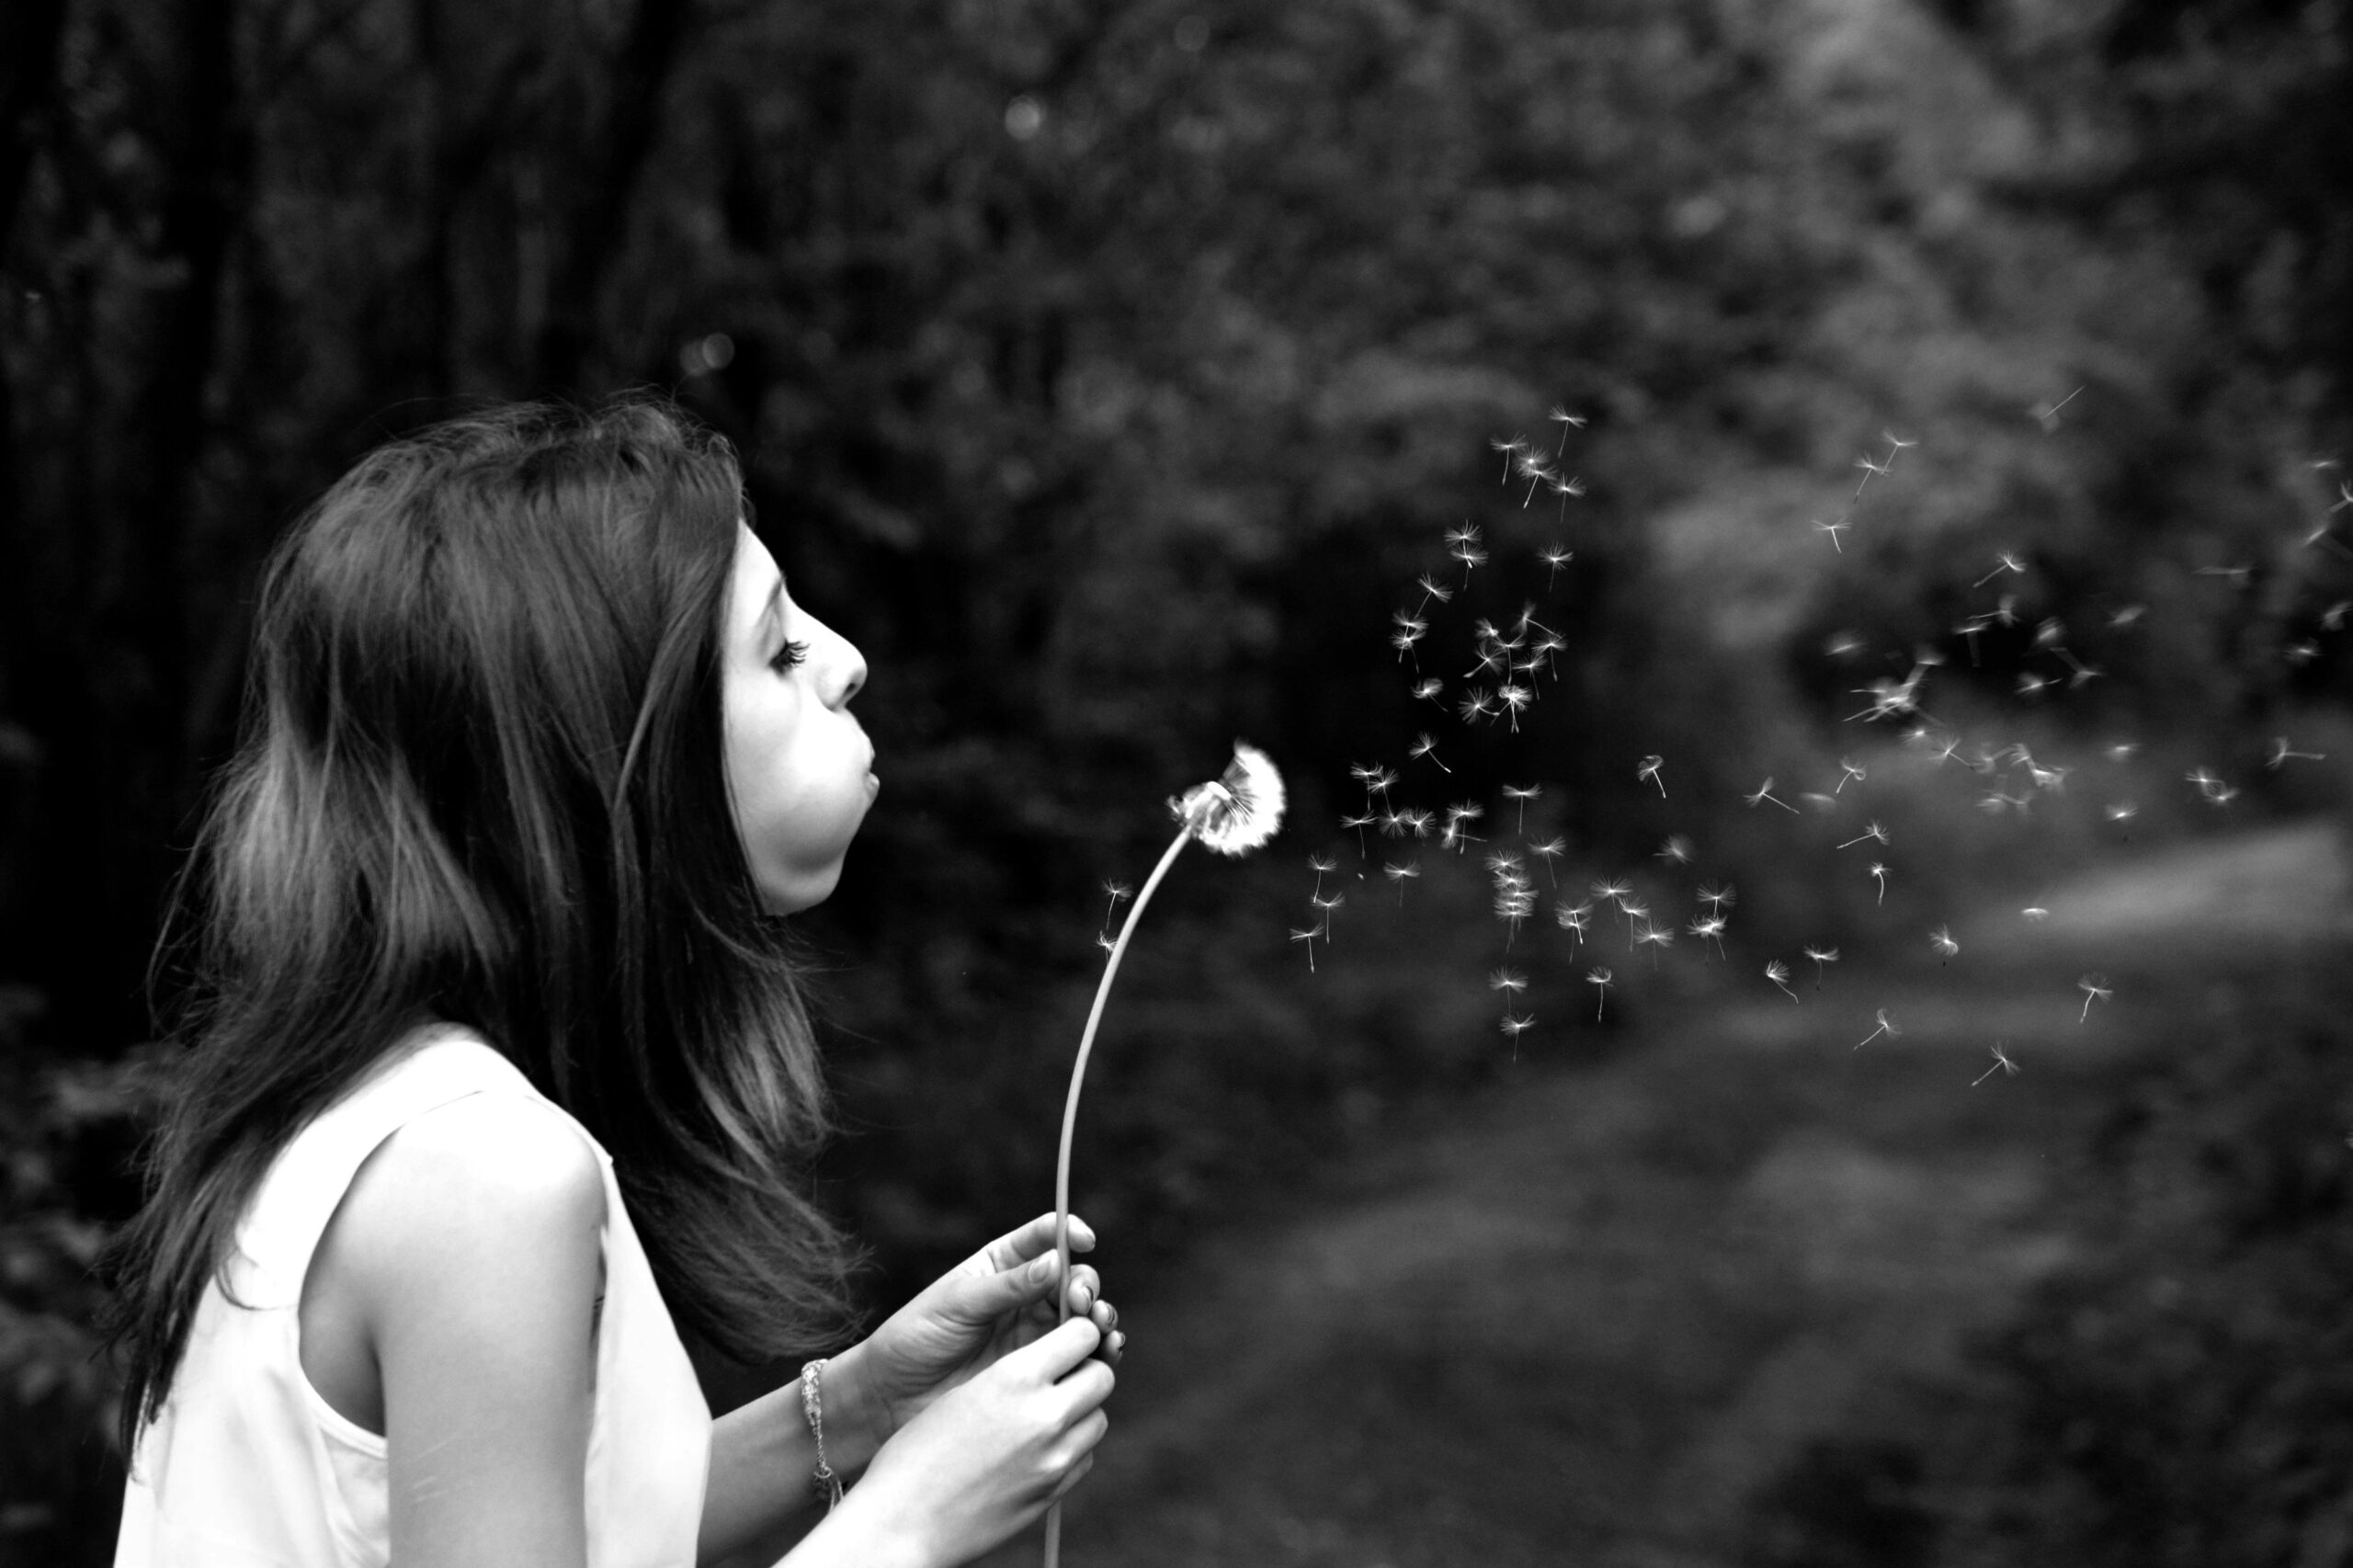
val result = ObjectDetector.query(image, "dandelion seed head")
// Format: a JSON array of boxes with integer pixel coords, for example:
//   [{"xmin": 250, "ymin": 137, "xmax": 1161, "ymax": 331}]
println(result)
[{"xmin": 1176, "ymin": 741, "xmax": 1287, "ymax": 855}]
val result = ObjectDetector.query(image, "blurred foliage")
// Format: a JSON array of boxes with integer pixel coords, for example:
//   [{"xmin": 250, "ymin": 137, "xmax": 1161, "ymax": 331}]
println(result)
[
  {"xmin": 1744, "ymin": 952, "xmax": 2353, "ymax": 1568},
  {"xmin": 1966, "ymin": 957, "xmax": 2353, "ymax": 1567},
  {"xmin": 2, "ymin": 0, "xmax": 2350, "ymax": 1556}
]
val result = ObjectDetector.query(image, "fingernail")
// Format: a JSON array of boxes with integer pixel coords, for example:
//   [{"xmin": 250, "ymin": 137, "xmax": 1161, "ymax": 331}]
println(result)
[
  {"xmin": 1030, "ymin": 1255, "xmax": 1054, "ymax": 1282},
  {"xmin": 1112, "ymin": 1331, "xmax": 1128, "ymax": 1355}
]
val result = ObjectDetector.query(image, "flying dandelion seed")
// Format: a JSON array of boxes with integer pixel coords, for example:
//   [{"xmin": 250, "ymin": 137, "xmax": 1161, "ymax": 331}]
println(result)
[
  {"xmin": 1451, "ymin": 537, "xmax": 1489, "ymax": 585},
  {"xmin": 1459, "ymin": 687, "xmax": 1499, "ymax": 724},
  {"xmin": 1838, "ymin": 821, "xmax": 1889, "ymax": 850},
  {"xmin": 1529, "ymin": 837, "xmax": 1566, "ymax": 885},
  {"xmin": 1973, "ymin": 1043, "xmax": 2019, "ymax": 1086},
  {"xmin": 1587, "ymin": 966, "xmax": 1614, "ymax": 1020},
  {"xmin": 1540, "ymin": 544, "xmax": 1574, "ymax": 587},
  {"xmin": 1556, "ymin": 901, "xmax": 1591, "ymax": 945},
  {"xmin": 1619, "ymin": 901, "xmax": 1650, "ymax": 948},
  {"xmin": 1489, "ymin": 440, "xmax": 1527, "ymax": 483},
  {"xmin": 2105, "ymin": 801, "xmax": 2138, "ymax": 823},
  {"xmin": 2030, "ymin": 386, "xmax": 2082, "ymax": 431},
  {"xmin": 2021, "ymin": 904, "xmax": 2050, "ymax": 922},
  {"xmin": 2078, "ymin": 973, "xmax": 2112, "ymax": 1023},
  {"xmin": 1930, "ymin": 925, "xmax": 1959, "ymax": 960},
  {"xmin": 1499, "ymin": 1011, "xmax": 1536, "ymax": 1057},
  {"xmin": 1745, "ymin": 777, "xmax": 1799, "ymax": 813},
  {"xmin": 1415, "ymin": 571, "xmax": 1456, "ymax": 611},
  {"xmin": 1689, "ymin": 915, "xmax": 1727, "ymax": 958},
  {"xmin": 1412, "ymin": 677, "xmax": 1446, "ymax": 705},
  {"xmin": 1974, "ymin": 551, "xmax": 2027, "ymax": 588},
  {"xmin": 1635, "ymin": 921, "xmax": 1675, "ymax": 968},
  {"xmin": 1290, "ymin": 924, "xmax": 1322, "ymax": 972},
  {"xmin": 1698, "ymin": 881, "xmax": 1736, "ymax": 915},
  {"xmin": 1401, "ymin": 807, "xmax": 1435, "ymax": 839},
  {"xmin": 2268, "ymin": 737, "xmax": 2326, "ymax": 768},
  {"xmin": 2186, "ymin": 767, "xmax": 2237, "ymax": 806},
  {"xmin": 1656, "ymin": 835, "xmax": 1692, "ymax": 865},
  {"xmin": 1502, "ymin": 784, "xmax": 1544, "ymax": 832},
  {"xmin": 1409, "ymin": 733, "xmax": 1452, "ymax": 773},
  {"xmin": 1549, "ymin": 404, "xmax": 1586, "ymax": 454},
  {"xmin": 1306, "ymin": 854, "xmax": 1337, "ymax": 899},
  {"xmin": 1383, "ymin": 860, "xmax": 1420, "ymax": 904},
  {"xmin": 1836, "ymin": 758, "xmax": 1868, "ymax": 792},
  {"xmin": 1870, "ymin": 862, "xmax": 1889, "ymax": 904},
  {"xmin": 1531, "ymin": 632, "xmax": 1567, "ymax": 681},
  {"xmin": 1856, "ymin": 1008, "xmax": 1900, "ymax": 1049},
  {"xmin": 1637, "ymin": 755, "xmax": 1666, "ymax": 797},
  {"xmin": 1498, "ymin": 684, "xmax": 1533, "ymax": 732},
  {"xmin": 1803, "ymin": 944, "xmax": 1839, "ymax": 988},
  {"xmin": 1853, "ymin": 452, "xmax": 1893, "ymax": 499},
  {"xmin": 1592, "ymin": 876, "xmax": 1632, "ymax": 907},
  {"xmin": 1765, "ymin": 960, "xmax": 1799, "ymax": 1002},
  {"xmin": 1100, "ymin": 881, "xmax": 1132, "ymax": 939},
  {"xmin": 1339, "ymin": 812, "xmax": 1375, "ymax": 856},
  {"xmin": 1490, "ymin": 967, "xmax": 1529, "ymax": 996},
  {"xmin": 1813, "ymin": 517, "xmax": 1850, "ymax": 553}
]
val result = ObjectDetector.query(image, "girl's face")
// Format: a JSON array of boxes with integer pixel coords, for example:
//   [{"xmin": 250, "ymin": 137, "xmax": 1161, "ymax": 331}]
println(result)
[{"xmin": 722, "ymin": 525, "xmax": 876, "ymax": 914}]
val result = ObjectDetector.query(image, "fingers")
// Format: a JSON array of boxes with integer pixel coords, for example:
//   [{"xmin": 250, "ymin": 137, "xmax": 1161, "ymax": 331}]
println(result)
[
  {"xmin": 1046, "ymin": 1449, "xmax": 1096, "ymax": 1504},
  {"xmin": 985, "ymin": 1212, "xmax": 1096, "ymax": 1274},
  {"xmin": 1011, "ymin": 1314, "xmax": 1105, "ymax": 1382}
]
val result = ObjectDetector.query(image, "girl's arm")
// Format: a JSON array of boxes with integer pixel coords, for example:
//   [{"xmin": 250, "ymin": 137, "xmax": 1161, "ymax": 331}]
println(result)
[
  {"xmin": 358, "ymin": 1097, "xmax": 1109, "ymax": 1568},
  {"xmin": 698, "ymin": 1343, "xmax": 889, "ymax": 1565},
  {"xmin": 358, "ymin": 1096, "xmax": 606, "ymax": 1568}
]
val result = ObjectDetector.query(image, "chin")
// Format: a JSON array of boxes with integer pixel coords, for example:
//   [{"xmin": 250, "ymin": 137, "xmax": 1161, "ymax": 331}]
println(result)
[{"xmin": 760, "ymin": 862, "xmax": 844, "ymax": 916}]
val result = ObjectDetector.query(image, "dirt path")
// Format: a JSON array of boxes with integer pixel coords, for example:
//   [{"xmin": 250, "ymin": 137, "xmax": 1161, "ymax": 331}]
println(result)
[{"xmin": 989, "ymin": 823, "xmax": 2348, "ymax": 1568}]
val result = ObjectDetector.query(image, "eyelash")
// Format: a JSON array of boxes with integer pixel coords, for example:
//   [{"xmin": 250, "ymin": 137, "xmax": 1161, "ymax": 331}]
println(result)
[{"xmin": 770, "ymin": 639, "xmax": 810, "ymax": 674}]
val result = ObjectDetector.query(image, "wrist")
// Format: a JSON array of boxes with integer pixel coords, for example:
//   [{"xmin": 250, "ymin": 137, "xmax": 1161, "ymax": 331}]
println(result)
[
  {"xmin": 811, "ymin": 1340, "xmax": 892, "ymax": 1477},
  {"xmin": 789, "ymin": 1482, "xmax": 930, "ymax": 1568}
]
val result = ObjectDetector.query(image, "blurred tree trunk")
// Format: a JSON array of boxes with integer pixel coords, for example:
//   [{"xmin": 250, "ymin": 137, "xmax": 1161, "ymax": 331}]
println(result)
[
  {"xmin": 28, "ymin": 0, "xmax": 251, "ymax": 1042},
  {"xmin": 531, "ymin": 0, "xmax": 693, "ymax": 392}
]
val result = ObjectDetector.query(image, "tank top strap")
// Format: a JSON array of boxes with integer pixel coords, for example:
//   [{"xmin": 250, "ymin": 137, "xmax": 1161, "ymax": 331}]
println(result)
[{"xmin": 230, "ymin": 1025, "xmax": 550, "ymax": 1310}]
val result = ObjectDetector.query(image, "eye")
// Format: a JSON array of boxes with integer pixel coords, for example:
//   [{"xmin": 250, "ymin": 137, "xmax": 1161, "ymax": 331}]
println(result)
[{"xmin": 769, "ymin": 639, "xmax": 810, "ymax": 674}]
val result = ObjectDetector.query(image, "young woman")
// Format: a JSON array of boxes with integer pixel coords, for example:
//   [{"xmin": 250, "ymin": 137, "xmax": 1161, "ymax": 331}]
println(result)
[{"xmin": 102, "ymin": 399, "xmax": 1120, "ymax": 1567}]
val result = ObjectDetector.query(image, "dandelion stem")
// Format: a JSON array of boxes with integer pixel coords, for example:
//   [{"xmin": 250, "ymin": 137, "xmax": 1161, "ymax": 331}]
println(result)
[{"xmin": 1046, "ymin": 824, "xmax": 1192, "ymax": 1566}]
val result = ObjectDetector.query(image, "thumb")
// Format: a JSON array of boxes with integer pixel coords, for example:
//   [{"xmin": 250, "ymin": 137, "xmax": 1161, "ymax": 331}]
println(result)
[
  {"xmin": 948, "ymin": 1246, "xmax": 1061, "ymax": 1324},
  {"xmin": 1004, "ymin": 1315, "xmax": 1103, "ymax": 1383}
]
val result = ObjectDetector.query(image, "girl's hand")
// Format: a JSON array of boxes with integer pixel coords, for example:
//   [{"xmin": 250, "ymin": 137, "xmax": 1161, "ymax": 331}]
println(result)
[
  {"xmin": 847, "ymin": 1213, "xmax": 1122, "ymax": 1447},
  {"xmin": 819, "ymin": 1318, "xmax": 1114, "ymax": 1568}
]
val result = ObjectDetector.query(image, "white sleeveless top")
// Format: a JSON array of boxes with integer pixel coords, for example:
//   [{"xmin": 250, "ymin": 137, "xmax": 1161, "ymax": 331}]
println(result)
[{"xmin": 113, "ymin": 1027, "xmax": 712, "ymax": 1568}]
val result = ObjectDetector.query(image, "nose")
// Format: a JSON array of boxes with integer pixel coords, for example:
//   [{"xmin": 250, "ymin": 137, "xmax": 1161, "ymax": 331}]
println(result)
[{"xmin": 824, "ymin": 624, "xmax": 867, "ymax": 709}]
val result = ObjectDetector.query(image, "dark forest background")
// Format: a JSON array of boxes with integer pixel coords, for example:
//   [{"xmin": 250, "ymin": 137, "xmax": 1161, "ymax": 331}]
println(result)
[{"xmin": 3, "ymin": 0, "xmax": 2351, "ymax": 1562}]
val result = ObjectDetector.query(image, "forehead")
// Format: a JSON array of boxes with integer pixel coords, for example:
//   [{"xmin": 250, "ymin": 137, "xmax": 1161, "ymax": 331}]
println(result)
[{"xmin": 730, "ymin": 524, "xmax": 785, "ymax": 629}]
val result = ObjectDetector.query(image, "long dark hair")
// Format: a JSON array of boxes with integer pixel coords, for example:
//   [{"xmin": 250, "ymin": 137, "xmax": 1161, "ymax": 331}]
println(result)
[{"xmin": 100, "ymin": 398, "xmax": 855, "ymax": 1456}]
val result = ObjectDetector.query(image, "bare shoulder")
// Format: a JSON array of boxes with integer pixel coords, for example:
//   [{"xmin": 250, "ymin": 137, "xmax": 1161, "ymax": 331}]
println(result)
[{"xmin": 347, "ymin": 1093, "xmax": 608, "ymax": 1295}]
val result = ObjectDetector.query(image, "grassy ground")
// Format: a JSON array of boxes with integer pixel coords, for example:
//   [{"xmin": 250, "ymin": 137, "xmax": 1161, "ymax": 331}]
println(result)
[{"xmin": 985, "ymin": 822, "xmax": 2350, "ymax": 1568}]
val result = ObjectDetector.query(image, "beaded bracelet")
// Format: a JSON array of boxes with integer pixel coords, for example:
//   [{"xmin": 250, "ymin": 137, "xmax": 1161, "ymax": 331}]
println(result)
[{"xmin": 799, "ymin": 1358, "xmax": 845, "ymax": 1511}]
